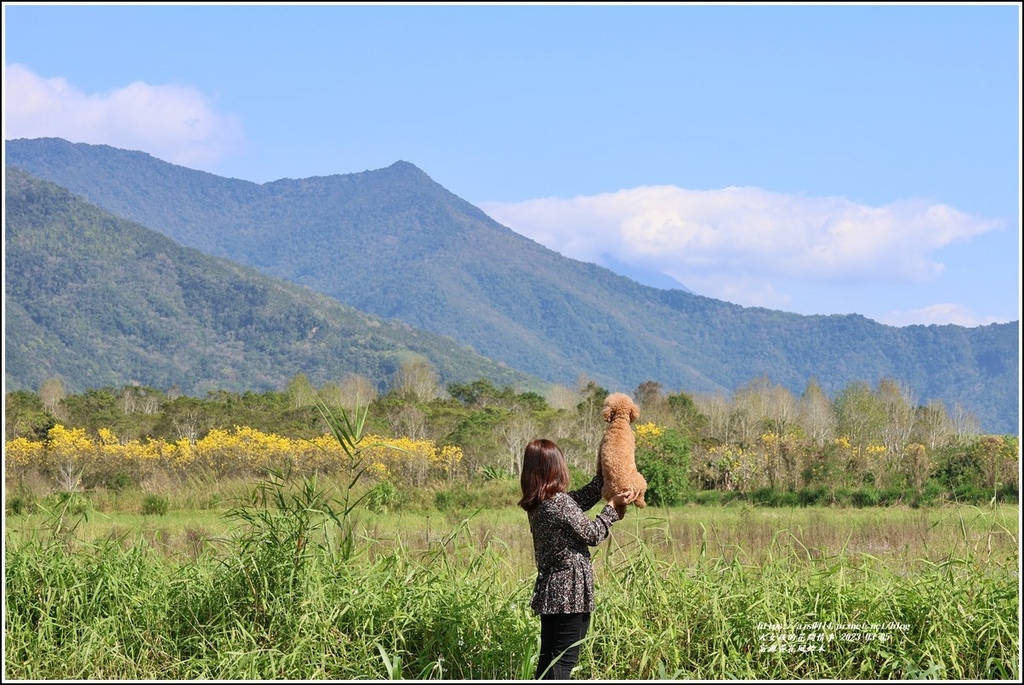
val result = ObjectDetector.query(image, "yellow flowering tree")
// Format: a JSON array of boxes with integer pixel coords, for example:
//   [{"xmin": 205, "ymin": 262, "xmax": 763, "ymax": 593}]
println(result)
[
  {"xmin": 3, "ymin": 421, "xmax": 465, "ymax": 491},
  {"xmin": 4, "ymin": 436, "xmax": 44, "ymax": 483}
]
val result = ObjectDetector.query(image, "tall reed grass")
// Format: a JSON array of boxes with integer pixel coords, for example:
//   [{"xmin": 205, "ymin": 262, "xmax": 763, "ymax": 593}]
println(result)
[{"xmin": 4, "ymin": 473, "xmax": 1019, "ymax": 680}]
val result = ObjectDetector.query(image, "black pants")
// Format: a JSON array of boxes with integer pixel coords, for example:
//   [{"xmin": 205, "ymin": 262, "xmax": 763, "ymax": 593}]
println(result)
[{"xmin": 535, "ymin": 612, "xmax": 591, "ymax": 680}]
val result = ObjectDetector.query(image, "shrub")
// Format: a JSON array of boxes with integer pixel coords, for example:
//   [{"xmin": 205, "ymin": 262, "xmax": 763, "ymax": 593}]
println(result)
[
  {"xmin": 481, "ymin": 464, "xmax": 513, "ymax": 481},
  {"xmin": 365, "ymin": 480, "xmax": 401, "ymax": 514},
  {"xmin": 851, "ymin": 487, "xmax": 880, "ymax": 508},
  {"xmin": 830, "ymin": 487, "xmax": 853, "ymax": 506},
  {"xmin": 912, "ymin": 480, "xmax": 946, "ymax": 508},
  {"xmin": 433, "ymin": 485, "xmax": 477, "ymax": 512},
  {"xmin": 568, "ymin": 464, "xmax": 592, "ymax": 490},
  {"xmin": 797, "ymin": 486, "xmax": 828, "ymax": 506},
  {"xmin": 693, "ymin": 490, "xmax": 721, "ymax": 506},
  {"xmin": 141, "ymin": 494, "xmax": 169, "ymax": 516},
  {"xmin": 636, "ymin": 426, "xmax": 692, "ymax": 506},
  {"xmin": 694, "ymin": 489, "xmax": 743, "ymax": 506},
  {"xmin": 776, "ymin": 490, "xmax": 800, "ymax": 507},
  {"xmin": 48, "ymin": 490, "xmax": 91, "ymax": 515},
  {"xmin": 721, "ymin": 490, "xmax": 741, "ymax": 506},
  {"xmin": 750, "ymin": 487, "xmax": 775, "ymax": 506},
  {"xmin": 6, "ymin": 495, "xmax": 35, "ymax": 516},
  {"xmin": 932, "ymin": 443, "xmax": 984, "ymax": 493},
  {"xmin": 879, "ymin": 486, "xmax": 906, "ymax": 506},
  {"xmin": 106, "ymin": 471, "xmax": 134, "ymax": 492}
]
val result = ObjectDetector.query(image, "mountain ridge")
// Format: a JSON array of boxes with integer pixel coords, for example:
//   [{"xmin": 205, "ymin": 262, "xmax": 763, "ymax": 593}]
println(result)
[
  {"xmin": 5, "ymin": 137, "xmax": 1019, "ymax": 434},
  {"xmin": 4, "ymin": 165, "xmax": 545, "ymax": 397}
]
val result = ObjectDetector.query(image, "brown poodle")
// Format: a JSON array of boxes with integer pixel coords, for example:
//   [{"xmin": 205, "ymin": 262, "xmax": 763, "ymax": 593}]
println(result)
[{"xmin": 597, "ymin": 392, "xmax": 647, "ymax": 518}]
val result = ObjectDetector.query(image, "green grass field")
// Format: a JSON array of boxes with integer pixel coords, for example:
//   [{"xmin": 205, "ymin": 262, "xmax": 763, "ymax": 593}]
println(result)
[{"xmin": 4, "ymin": 475, "xmax": 1019, "ymax": 680}]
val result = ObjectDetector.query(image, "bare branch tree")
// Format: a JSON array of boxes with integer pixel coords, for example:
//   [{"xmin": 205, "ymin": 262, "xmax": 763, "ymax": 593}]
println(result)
[
  {"xmin": 338, "ymin": 373, "xmax": 379, "ymax": 412},
  {"xmin": 391, "ymin": 357, "xmax": 441, "ymax": 401},
  {"xmin": 39, "ymin": 376, "xmax": 66, "ymax": 414},
  {"xmin": 797, "ymin": 378, "xmax": 836, "ymax": 445},
  {"xmin": 385, "ymin": 403, "xmax": 428, "ymax": 441},
  {"xmin": 877, "ymin": 377, "xmax": 916, "ymax": 458},
  {"xmin": 914, "ymin": 401, "xmax": 952, "ymax": 450},
  {"xmin": 174, "ymin": 410, "xmax": 201, "ymax": 444},
  {"xmin": 950, "ymin": 403, "xmax": 982, "ymax": 438},
  {"xmin": 498, "ymin": 410, "xmax": 538, "ymax": 476},
  {"xmin": 696, "ymin": 392, "xmax": 732, "ymax": 443}
]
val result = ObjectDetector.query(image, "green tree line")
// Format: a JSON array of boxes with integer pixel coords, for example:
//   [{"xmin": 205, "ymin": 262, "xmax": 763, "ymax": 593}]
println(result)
[{"xmin": 5, "ymin": 361, "xmax": 1018, "ymax": 508}]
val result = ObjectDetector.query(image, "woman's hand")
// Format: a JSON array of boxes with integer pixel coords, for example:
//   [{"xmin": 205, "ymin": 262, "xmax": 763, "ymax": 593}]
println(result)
[{"xmin": 609, "ymin": 489, "xmax": 636, "ymax": 509}]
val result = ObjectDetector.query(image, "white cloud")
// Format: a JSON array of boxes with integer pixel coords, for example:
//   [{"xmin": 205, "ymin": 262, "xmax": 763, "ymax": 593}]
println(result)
[
  {"xmin": 480, "ymin": 186, "xmax": 1004, "ymax": 324},
  {"xmin": 3, "ymin": 63, "xmax": 243, "ymax": 169}
]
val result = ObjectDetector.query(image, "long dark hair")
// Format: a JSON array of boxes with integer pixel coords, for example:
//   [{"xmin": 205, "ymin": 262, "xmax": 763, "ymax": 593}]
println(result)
[{"xmin": 518, "ymin": 438, "xmax": 570, "ymax": 511}]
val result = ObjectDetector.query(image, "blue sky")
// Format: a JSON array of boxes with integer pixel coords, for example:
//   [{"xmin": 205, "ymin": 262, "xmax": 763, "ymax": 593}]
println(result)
[{"xmin": 4, "ymin": 2, "xmax": 1021, "ymax": 328}]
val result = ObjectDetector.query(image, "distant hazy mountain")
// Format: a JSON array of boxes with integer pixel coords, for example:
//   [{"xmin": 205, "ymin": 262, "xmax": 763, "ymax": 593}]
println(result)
[
  {"xmin": 596, "ymin": 252, "xmax": 694, "ymax": 292},
  {"xmin": 6, "ymin": 138, "xmax": 1019, "ymax": 434},
  {"xmin": 4, "ymin": 166, "xmax": 544, "ymax": 397}
]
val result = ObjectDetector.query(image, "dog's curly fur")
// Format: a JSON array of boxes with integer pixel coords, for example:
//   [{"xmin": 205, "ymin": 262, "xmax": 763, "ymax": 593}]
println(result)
[{"xmin": 597, "ymin": 392, "xmax": 647, "ymax": 518}]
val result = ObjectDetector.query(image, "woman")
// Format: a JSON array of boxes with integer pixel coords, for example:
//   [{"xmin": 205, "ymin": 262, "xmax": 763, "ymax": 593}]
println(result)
[{"xmin": 518, "ymin": 438, "xmax": 635, "ymax": 680}]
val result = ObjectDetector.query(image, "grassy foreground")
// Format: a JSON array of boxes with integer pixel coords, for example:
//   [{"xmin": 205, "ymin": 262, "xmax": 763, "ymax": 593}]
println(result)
[{"xmin": 3, "ymin": 475, "xmax": 1020, "ymax": 680}]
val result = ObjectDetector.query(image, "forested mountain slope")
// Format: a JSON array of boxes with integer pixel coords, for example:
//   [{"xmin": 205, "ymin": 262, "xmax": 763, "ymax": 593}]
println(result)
[{"xmin": 4, "ymin": 167, "xmax": 543, "ymax": 397}]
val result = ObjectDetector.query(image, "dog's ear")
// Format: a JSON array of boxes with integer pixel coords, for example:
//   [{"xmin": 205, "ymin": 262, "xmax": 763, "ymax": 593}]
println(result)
[
  {"xmin": 602, "ymin": 403, "xmax": 614, "ymax": 422},
  {"xmin": 630, "ymin": 403, "xmax": 640, "ymax": 422}
]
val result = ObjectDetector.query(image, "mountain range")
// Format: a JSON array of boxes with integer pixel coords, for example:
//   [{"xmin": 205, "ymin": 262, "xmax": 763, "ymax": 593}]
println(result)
[
  {"xmin": 4, "ymin": 137, "xmax": 1019, "ymax": 434},
  {"xmin": 4, "ymin": 166, "xmax": 541, "ymax": 398}
]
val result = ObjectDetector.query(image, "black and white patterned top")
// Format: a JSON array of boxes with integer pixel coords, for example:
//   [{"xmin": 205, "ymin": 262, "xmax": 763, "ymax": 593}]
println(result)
[{"xmin": 526, "ymin": 472, "xmax": 622, "ymax": 615}]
